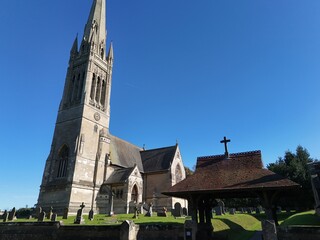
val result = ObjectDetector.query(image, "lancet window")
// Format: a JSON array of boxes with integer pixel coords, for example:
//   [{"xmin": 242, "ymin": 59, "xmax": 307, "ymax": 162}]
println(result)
[
  {"xmin": 90, "ymin": 74, "xmax": 96, "ymax": 100},
  {"xmin": 57, "ymin": 145, "xmax": 69, "ymax": 178}
]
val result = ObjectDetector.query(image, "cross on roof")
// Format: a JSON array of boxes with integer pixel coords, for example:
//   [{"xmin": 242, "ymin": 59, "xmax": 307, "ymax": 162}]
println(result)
[{"xmin": 220, "ymin": 136, "xmax": 231, "ymax": 157}]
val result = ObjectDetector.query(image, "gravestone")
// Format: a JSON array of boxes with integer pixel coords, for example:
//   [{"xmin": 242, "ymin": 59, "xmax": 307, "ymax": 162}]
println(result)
[
  {"xmin": 89, "ymin": 209, "xmax": 94, "ymax": 221},
  {"xmin": 38, "ymin": 211, "xmax": 45, "ymax": 222},
  {"xmin": 63, "ymin": 207, "xmax": 69, "ymax": 219},
  {"xmin": 145, "ymin": 202, "xmax": 153, "ymax": 217},
  {"xmin": 51, "ymin": 213, "xmax": 57, "ymax": 222},
  {"xmin": 74, "ymin": 202, "xmax": 85, "ymax": 224},
  {"xmin": 172, "ymin": 202, "xmax": 182, "ymax": 218},
  {"xmin": 157, "ymin": 207, "xmax": 167, "ymax": 217},
  {"xmin": 247, "ymin": 208, "xmax": 252, "ymax": 214},
  {"xmin": 229, "ymin": 208, "xmax": 236, "ymax": 215},
  {"xmin": 215, "ymin": 206, "xmax": 222, "ymax": 216},
  {"xmin": 239, "ymin": 208, "xmax": 245, "ymax": 213},
  {"xmin": 218, "ymin": 200, "xmax": 225, "ymax": 214},
  {"xmin": 2, "ymin": 210, "xmax": 8, "ymax": 222},
  {"xmin": 286, "ymin": 207, "xmax": 291, "ymax": 213},
  {"xmin": 276, "ymin": 207, "xmax": 282, "ymax": 213},
  {"xmin": 8, "ymin": 207, "xmax": 16, "ymax": 221},
  {"xmin": 256, "ymin": 207, "xmax": 261, "ymax": 214},
  {"xmin": 262, "ymin": 220, "xmax": 278, "ymax": 240},
  {"xmin": 183, "ymin": 207, "xmax": 188, "ymax": 216},
  {"xmin": 46, "ymin": 206, "xmax": 53, "ymax": 220},
  {"xmin": 36, "ymin": 206, "xmax": 42, "ymax": 219}
]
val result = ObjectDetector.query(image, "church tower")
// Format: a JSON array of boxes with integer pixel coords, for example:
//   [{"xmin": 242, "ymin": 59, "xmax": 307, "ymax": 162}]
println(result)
[{"xmin": 37, "ymin": 0, "xmax": 113, "ymax": 213}]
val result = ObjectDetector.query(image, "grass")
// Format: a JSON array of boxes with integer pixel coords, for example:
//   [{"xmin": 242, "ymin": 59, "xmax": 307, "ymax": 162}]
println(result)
[{"xmin": 280, "ymin": 210, "xmax": 320, "ymax": 226}]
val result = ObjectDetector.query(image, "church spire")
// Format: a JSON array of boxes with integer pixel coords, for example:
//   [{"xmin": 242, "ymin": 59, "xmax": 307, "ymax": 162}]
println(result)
[
  {"xmin": 107, "ymin": 42, "xmax": 114, "ymax": 62},
  {"xmin": 82, "ymin": 0, "xmax": 107, "ymax": 58}
]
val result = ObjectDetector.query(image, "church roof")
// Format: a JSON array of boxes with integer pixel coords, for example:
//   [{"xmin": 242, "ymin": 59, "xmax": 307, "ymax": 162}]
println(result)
[
  {"xmin": 163, "ymin": 150, "xmax": 300, "ymax": 198},
  {"xmin": 108, "ymin": 134, "xmax": 144, "ymax": 172},
  {"xmin": 141, "ymin": 145, "xmax": 177, "ymax": 173},
  {"xmin": 105, "ymin": 167, "xmax": 135, "ymax": 185}
]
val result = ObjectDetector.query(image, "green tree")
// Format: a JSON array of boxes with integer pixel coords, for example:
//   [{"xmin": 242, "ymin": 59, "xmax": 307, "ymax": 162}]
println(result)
[
  {"xmin": 267, "ymin": 145, "xmax": 316, "ymax": 210},
  {"xmin": 184, "ymin": 166, "xmax": 194, "ymax": 178}
]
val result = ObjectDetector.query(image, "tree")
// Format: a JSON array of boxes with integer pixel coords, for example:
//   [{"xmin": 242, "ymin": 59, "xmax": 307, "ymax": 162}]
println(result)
[
  {"xmin": 267, "ymin": 145, "xmax": 316, "ymax": 210},
  {"xmin": 184, "ymin": 166, "xmax": 194, "ymax": 178}
]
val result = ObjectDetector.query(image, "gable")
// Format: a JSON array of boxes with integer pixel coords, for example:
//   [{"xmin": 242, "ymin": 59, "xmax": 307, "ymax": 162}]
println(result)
[{"xmin": 140, "ymin": 145, "xmax": 177, "ymax": 173}]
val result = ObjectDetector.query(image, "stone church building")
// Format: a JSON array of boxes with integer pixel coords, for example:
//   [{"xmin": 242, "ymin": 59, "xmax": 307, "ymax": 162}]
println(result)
[{"xmin": 37, "ymin": 0, "xmax": 187, "ymax": 214}]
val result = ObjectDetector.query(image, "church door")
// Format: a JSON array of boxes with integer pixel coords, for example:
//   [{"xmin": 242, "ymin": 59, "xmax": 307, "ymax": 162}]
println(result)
[{"xmin": 131, "ymin": 185, "xmax": 138, "ymax": 203}]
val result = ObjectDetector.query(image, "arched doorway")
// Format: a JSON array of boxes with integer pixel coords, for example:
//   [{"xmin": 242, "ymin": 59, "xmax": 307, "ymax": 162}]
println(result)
[{"xmin": 131, "ymin": 185, "xmax": 138, "ymax": 203}]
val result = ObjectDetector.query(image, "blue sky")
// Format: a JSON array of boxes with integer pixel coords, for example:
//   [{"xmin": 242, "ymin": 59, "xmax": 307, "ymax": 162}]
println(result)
[{"xmin": 1, "ymin": 0, "xmax": 320, "ymax": 210}]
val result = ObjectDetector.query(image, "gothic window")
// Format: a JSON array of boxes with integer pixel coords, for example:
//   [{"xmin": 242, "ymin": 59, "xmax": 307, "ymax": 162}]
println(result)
[
  {"xmin": 73, "ymin": 73, "xmax": 80, "ymax": 102},
  {"xmin": 131, "ymin": 185, "xmax": 138, "ymax": 203},
  {"xmin": 95, "ymin": 77, "xmax": 101, "ymax": 103},
  {"xmin": 77, "ymin": 72, "xmax": 85, "ymax": 101},
  {"xmin": 57, "ymin": 145, "xmax": 69, "ymax": 178},
  {"xmin": 175, "ymin": 164, "xmax": 183, "ymax": 184},
  {"xmin": 90, "ymin": 74, "xmax": 96, "ymax": 100},
  {"xmin": 68, "ymin": 75, "xmax": 75, "ymax": 103},
  {"xmin": 100, "ymin": 80, "xmax": 106, "ymax": 107}
]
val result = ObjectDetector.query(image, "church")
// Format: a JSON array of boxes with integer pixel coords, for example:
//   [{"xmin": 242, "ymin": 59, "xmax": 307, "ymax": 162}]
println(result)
[{"xmin": 37, "ymin": 0, "xmax": 187, "ymax": 215}]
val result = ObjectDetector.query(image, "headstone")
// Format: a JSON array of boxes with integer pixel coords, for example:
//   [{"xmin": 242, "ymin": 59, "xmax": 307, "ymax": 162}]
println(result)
[
  {"xmin": 46, "ymin": 206, "xmax": 53, "ymax": 220},
  {"xmin": 157, "ymin": 207, "xmax": 167, "ymax": 217},
  {"xmin": 229, "ymin": 208, "xmax": 236, "ymax": 215},
  {"xmin": 247, "ymin": 208, "xmax": 252, "ymax": 214},
  {"xmin": 74, "ymin": 202, "xmax": 85, "ymax": 224},
  {"xmin": 218, "ymin": 200, "xmax": 225, "ymax": 214},
  {"xmin": 145, "ymin": 202, "xmax": 153, "ymax": 217},
  {"xmin": 172, "ymin": 202, "xmax": 182, "ymax": 218},
  {"xmin": 133, "ymin": 205, "xmax": 139, "ymax": 219},
  {"xmin": 2, "ymin": 210, "xmax": 8, "ymax": 222},
  {"xmin": 286, "ymin": 207, "xmax": 291, "ymax": 213},
  {"xmin": 8, "ymin": 207, "xmax": 16, "ymax": 221},
  {"xmin": 256, "ymin": 207, "xmax": 261, "ymax": 214},
  {"xmin": 239, "ymin": 208, "xmax": 245, "ymax": 214},
  {"xmin": 215, "ymin": 206, "xmax": 222, "ymax": 216},
  {"xmin": 36, "ymin": 206, "xmax": 42, "ymax": 219},
  {"xmin": 262, "ymin": 220, "xmax": 278, "ymax": 240},
  {"xmin": 38, "ymin": 211, "xmax": 46, "ymax": 222},
  {"xmin": 51, "ymin": 213, "xmax": 57, "ymax": 222},
  {"xmin": 88, "ymin": 209, "xmax": 94, "ymax": 221},
  {"xmin": 183, "ymin": 207, "xmax": 188, "ymax": 216},
  {"xmin": 63, "ymin": 207, "xmax": 69, "ymax": 219},
  {"xmin": 120, "ymin": 220, "xmax": 139, "ymax": 240}
]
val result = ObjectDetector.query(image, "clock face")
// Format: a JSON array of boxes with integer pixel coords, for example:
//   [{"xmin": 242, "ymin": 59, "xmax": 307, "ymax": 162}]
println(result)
[{"xmin": 94, "ymin": 112, "xmax": 101, "ymax": 121}]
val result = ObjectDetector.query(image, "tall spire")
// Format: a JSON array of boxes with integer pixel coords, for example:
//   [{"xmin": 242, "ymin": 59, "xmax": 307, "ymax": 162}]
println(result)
[{"xmin": 83, "ymin": 0, "xmax": 107, "ymax": 58}]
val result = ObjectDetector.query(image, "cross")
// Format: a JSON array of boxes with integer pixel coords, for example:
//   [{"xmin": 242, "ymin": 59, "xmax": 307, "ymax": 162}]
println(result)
[
  {"xmin": 80, "ymin": 202, "xmax": 85, "ymax": 209},
  {"xmin": 220, "ymin": 136, "xmax": 231, "ymax": 157}
]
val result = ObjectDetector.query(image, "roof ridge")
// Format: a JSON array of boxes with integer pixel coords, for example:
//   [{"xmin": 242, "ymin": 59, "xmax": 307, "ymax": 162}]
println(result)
[
  {"xmin": 197, "ymin": 150, "xmax": 261, "ymax": 160},
  {"xmin": 141, "ymin": 145, "xmax": 177, "ymax": 153}
]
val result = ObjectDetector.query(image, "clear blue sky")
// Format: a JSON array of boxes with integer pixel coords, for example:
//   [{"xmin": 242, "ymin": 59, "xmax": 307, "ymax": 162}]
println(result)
[{"xmin": 1, "ymin": 0, "xmax": 320, "ymax": 210}]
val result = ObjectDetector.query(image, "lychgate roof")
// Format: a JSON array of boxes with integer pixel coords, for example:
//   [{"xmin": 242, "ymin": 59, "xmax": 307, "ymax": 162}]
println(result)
[{"xmin": 164, "ymin": 150, "xmax": 300, "ymax": 198}]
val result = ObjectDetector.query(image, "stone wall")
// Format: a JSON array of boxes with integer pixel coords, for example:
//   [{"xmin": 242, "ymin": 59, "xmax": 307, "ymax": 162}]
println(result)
[
  {"xmin": 278, "ymin": 226, "xmax": 320, "ymax": 240},
  {"xmin": 0, "ymin": 221, "xmax": 184, "ymax": 240}
]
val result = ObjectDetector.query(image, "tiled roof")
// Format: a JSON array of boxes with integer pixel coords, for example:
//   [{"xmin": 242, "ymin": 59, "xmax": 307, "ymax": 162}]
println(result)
[
  {"xmin": 108, "ymin": 134, "xmax": 144, "ymax": 172},
  {"xmin": 141, "ymin": 145, "xmax": 177, "ymax": 173},
  {"xmin": 163, "ymin": 150, "xmax": 300, "ymax": 198},
  {"xmin": 105, "ymin": 167, "xmax": 134, "ymax": 185}
]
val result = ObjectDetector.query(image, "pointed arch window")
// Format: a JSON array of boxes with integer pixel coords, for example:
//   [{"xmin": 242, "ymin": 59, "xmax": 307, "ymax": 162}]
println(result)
[
  {"xmin": 90, "ymin": 74, "xmax": 96, "ymax": 100},
  {"xmin": 57, "ymin": 145, "xmax": 69, "ymax": 178},
  {"xmin": 100, "ymin": 80, "xmax": 106, "ymax": 107},
  {"xmin": 95, "ymin": 77, "xmax": 101, "ymax": 103},
  {"xmin": 175, "ymin": 164, "xmax": 183, "ymax": 184},
  {"xmin": 73, "ymin": 74, "xmax": 80, "ymax": 102},
  {"xmin": 78, "ymin": 71, "xmax": 85, "ymax": 101},
  {"xmin": 68, "ymin": 75, "xmax": 76, "ymax": 103}
]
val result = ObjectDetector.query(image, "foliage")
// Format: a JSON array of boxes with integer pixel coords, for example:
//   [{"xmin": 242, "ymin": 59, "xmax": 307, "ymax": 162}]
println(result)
[
  {"xmin": 16, "ymin": 208, "xmax": 34, "ymax": 219},
  {"xmin": 267, "ymin": 145, "xmax": 316, "ymax": 210},
  {"xmin": 184, "ymin": 166, "xmax": 194, "ymax": 178}
]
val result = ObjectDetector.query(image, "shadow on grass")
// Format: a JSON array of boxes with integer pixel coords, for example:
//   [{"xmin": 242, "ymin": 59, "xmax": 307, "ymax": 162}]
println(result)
[{"xmin": 214, "ymin": 218, "xmax": 256, "ymax": 240}]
